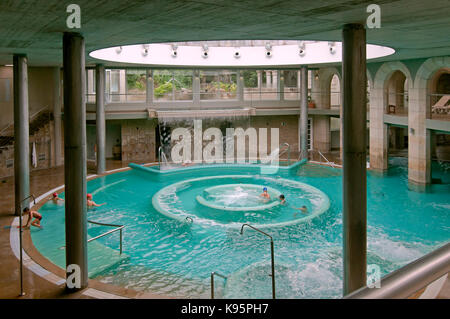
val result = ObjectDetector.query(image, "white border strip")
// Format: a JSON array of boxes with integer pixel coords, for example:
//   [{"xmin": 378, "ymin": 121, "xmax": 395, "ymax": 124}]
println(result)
[{"xmin": 9, "ymin": 217, "xmax": 66, "ymax": 286}]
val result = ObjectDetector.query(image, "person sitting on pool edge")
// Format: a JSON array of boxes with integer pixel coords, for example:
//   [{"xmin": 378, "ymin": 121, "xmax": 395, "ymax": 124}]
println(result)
[
  {"xmin": 87, "ymin": 193, "xmax": 106, "ymax": 208},
  {"xmin": 51, "ymin": 192, "xmax": 64, "ymax": 204},
  {"xmin": 260, "ymin": 187, "xmax": 270, "ymax": 201},
  {"xmin": 20, "ymin": 207, "xmax": 43, "ymax": 229}
]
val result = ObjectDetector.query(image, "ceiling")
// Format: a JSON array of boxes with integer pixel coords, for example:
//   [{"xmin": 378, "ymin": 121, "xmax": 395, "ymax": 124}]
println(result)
[{"xmin": 0, "ymin": 0, "xmax": 449, "ymax": 67}]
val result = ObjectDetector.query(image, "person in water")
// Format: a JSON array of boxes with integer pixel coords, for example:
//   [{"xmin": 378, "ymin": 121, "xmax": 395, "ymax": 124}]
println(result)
[
  {"xmin": 261, "ymin": 187, "xmax": 270, "ymax": 198},
  {"xmin": 260, "ymin": 187, "xmax": 270, "ymax": 201},
  {"xmin": 51, "ymin": 192, "xmax": 64, "ymax": 204},
  {"xmin": 279, "ymin": 195, "xmax": 308, "ymax": 216},
  {"xmin": 20, "ymin": 207, "xmax": 43, "ymax": 229},
  {"xmin": 87, "ymin": 193, "xmax": 106, "ymax": 208}
]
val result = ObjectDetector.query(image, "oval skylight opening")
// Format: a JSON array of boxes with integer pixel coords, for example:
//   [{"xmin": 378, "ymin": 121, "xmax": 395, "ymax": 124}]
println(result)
[{"xmin": 90, "ymin": 40, "xmax": 395, "ymax": 67}]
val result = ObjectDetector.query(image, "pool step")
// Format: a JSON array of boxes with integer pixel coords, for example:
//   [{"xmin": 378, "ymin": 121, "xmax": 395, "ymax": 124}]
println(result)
[
  {"xmin": 49, "ymin": 240, "xmax": 129, "ymax": 278},
  {"xmin": 87, "ymin": 240, "xmax": 129, "ymax": 277}
]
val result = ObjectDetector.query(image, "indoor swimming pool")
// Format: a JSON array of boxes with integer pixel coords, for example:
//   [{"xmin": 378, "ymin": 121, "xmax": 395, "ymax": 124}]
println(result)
[{"xmin": 30, "ymin": 158, "xmax": 450, "ymax": 298}]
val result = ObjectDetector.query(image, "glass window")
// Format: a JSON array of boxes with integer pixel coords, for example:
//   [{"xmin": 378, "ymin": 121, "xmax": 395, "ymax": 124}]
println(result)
[
  {"xmin": 154, "ymin": 70, "xmax": 173, "ymax": 101},
  {"xmin": 200, "ymin": 70, "xmax": 237, "ymax": 100},
  {"xmin": 243, "ymin": 70, "xmax": 258, "ymax": 101},
  {"xmin": 126, "ymin": 69, "xmax": 146, "ymax": 102},
  {"xmin": 283, "ymin": 70, "xmax": 299, "ymax": 100},
  {"xmin": 86, "ymin": 69, "xmax": 96, "ymax": 103},
  {"xmin": 154, "ymin": 69, "xmax": 193, "ymax": 101},
  {"xmin": 173, "ymin": 70, "xmax": 193, "ymax": 101},
  {"xmin": 244, "ymin": 70, "xmax": 278, "ymax": 101}
]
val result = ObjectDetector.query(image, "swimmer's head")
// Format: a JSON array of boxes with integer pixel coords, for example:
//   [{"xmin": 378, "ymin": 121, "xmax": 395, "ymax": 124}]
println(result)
[
  {"xmin": 263, "ymin": 187, "xmax": 268, "ymax": 192},
  {"xmin": 87, "ymin": 193, "xmax": 93, "ymax": 200},
  {"xmin": 279, "ymin": 194, "xmax": 285, "ymax": 200},
  {"xmin": 52, "ymin": 192, "xmax": 58, "ymax": 198},
  {"xmin": 302, "ymin": 205, "xmax": 307, "ymax": 209}
]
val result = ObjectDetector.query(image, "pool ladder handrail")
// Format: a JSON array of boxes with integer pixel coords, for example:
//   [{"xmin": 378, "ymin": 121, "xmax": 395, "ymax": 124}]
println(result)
[
  {"xmin": 309, "ymin": 149, "xmax": 337, "ymax": 168},
  {"xmin": 279, "ymin": 142, "xmax": 291, "ymax": 165},
  {"xmin": 210, "ymin": 271, "xmax": 227, "ymax": 299},
  {"xmin": 240, "ymin": 224, "xmax": 276, "ymax": 299},
  {"xmin": 87, "ymin": 220, "xmax": 125, "ymax": 255},
  {"xmin": 60, "ymin": 220, "xmax": 125, "ymax": 254}
]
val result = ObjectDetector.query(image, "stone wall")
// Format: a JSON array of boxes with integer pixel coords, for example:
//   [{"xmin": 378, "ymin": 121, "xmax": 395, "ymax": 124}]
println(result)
[{"xmin": 121, "ymin": 119, "xmax": 158, "ymax": 163}]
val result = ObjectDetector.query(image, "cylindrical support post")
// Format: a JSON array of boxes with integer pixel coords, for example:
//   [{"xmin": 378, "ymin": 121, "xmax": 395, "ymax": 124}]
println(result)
[
  {"xmin": 13, "ymin": 54, "xmax": 30, "ymax": 217},
  {"xmin": 95, "ymin": 64, "xmax": 106, "ymax": 174},
  {"xmin": 300, "ymin": 66, "xmax": 308, "ymax": 159},
  {"xmin": 119, "ymin": 228, "xmax": 123, "ymax": 255},
  {"xmin": 63, "ymin": 32, "xmax": 88, "ymax": 290},
  {"xmin": 342, "ymin": 23, "xmax": 367, "ymax": 295},
  {"xmin": 270, "ymin": 240, "xmax": 276, "ymax": 299},
  {"xmin": 237, "ymin": 70, "xmax": 244, "ymax": 102},
  {"xmin": 211, "ymin": 273, "xmax": 215, "ymax": 299},
  {"xmin": 193, "ymin": 70, "xmax": 200, "ymax": 104},
  {"xmin": 53, "ymin": 67, "xmax": 62, "ymax": 167}
]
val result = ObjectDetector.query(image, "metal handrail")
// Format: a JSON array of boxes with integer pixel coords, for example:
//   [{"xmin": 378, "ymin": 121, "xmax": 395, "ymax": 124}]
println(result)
[
  {"xmin": 18, "ymin": 194, "xmax": 36, "ymax": 297},
  {"xmin": 185, "ymin": 216, "xmax": 193, "ymax": 223},
  {"xmin": 87, "ymin": 220, "xmax": 124, "ymax": 254},
  {"xmin": 309, "ymin": 149, "xmax": 336, "ymax": 168},
  {"xmin": 210, "ymin": 272, "xmax": 227, "ymax": 299},
  {"xmin": 344, "ymin": 242, "xmax": 450, "ymax": 299},
  {"xmin": 60, "ymin": 220, "xmax": 124, "ymax": 254},
  {"xmin": 279, "ymin": 142, "xmax": 291, "ymax": 165},
  {"xmin": 240, "ymin": 224, "xmax": 276, "ymax": 299}
]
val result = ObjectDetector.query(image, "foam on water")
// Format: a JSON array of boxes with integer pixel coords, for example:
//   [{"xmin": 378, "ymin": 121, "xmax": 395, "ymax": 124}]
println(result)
[{"xmin": 30, "ymin": 160, "xmax": 449, "ymax": 298}]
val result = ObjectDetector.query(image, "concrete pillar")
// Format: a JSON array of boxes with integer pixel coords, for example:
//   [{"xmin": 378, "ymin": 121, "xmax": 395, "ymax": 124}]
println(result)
[
  {"xmin": 53, "ymin": 67, "xmax": 62, "ymax": 167},
  {"xmin": 266, "ymin": 70, "xmax": 272, "ymax": 87},
  {"xmin": 63, "ymin": 32, "xmax": 88, "ymax": 290},
  {"xmin": 408, "ymin": 86, "xmax": 431, "ymax": 188},
  {"xmin": 95, "ymin": 64, "xmax": 105, "ymax": 174},
  {"xmin": 238, "ymin": 70, "xmax": 244, "ymax": 102},
  {"xmin": 272, "ymin": 70, "xmax": 278, "ymax": 89},
  {"xmin": 146, "ymin": 69, "xmax": 153, "ymax": 105},
  {"xmin": 300, "ymin": 66, "xmax": 308, "ymax": 158},
  {"xmin": 278, "ymin": 70, "xmax": 284, "ymax": 100},
  {"xmin": 342, "ymin": 24, "xmax": 367, "ymax": 295},
  {"xmin": 369, "ymin": 85, "xmax": 389, "ymax": 171},
  {"xmin": 313, "ymin": 116, "xmax": 331, "ymax": 152},
  {"xmin": 193, "ymin": 69, "xmax": 200, "ymax": 104},
  {"xmin": 256, "ymin": 70, "xmax": 262, "ymax": 89},
  {"xmin": 13, "ymin": 54, "xmax": 30, "ymax": 216}
]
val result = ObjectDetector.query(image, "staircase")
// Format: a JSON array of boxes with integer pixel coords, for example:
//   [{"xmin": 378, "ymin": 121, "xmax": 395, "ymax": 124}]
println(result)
[{"xmin": 0, "ymin": 109, "xmax": 54, "ymax": 178}]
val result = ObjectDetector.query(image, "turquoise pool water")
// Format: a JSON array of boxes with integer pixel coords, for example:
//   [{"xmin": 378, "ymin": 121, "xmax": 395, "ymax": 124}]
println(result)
[{"xmin": 31, "ymin": 157, "xmax": 450, "ymax": 298}]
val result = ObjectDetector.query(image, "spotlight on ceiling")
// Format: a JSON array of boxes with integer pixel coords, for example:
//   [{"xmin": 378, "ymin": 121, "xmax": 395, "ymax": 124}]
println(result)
[
  {"xmin": 234, "ymin": 48, "xmax": 241, "ymax": 59},
  {"xmin": 265, "ymin": 42, "xmax": 272, "ymax": 58},
  {"xmin": 142, "ymin": 44, "xmax": 149, "ymax": 56},
  {"xmin": 202, "ymin": 44, "xmax": 209, "ymax": 58},
  {"xmin": 115, "ymin": 46, "xmax": 122, "ymax": 54},
  {"xmin": 299, "ymin": 41, "xmax": 306, "ymax": 57},
  {"xmin": 171, "ymin": 44, "xmax": 178, "ymax": 57},
  {"xmin": 328, "ymin": 42, "xmax": 336, "ymax": 55}
]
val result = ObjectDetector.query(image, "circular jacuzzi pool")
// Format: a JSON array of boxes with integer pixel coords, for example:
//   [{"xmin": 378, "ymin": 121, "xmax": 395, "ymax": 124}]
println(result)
[
  {"xmin": 30, "ymin": 159, "xmax": 450, "ymax": 298},
  {"xmin": 152, "ymin": 175, "xmax": 330, "ymax": 228}
]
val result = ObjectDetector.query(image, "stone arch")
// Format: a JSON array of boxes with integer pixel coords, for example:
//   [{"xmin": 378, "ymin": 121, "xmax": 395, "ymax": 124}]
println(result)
[
  {"xmin": 311, "ymin": 67, "xmax": 341, "ymax": 109},
  {"xmin": 408, "ymin": 57, "xmax": 450, "ymax": 186},
  {"xmin": 369, "ymin": 61, "xmax": 413, "ymax": 172},
  {"xmin": 413, "ymin": 56, "xmax": 450, "ymax": 118}
]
